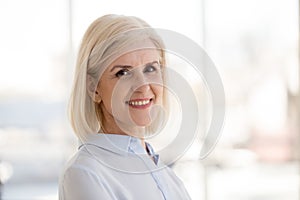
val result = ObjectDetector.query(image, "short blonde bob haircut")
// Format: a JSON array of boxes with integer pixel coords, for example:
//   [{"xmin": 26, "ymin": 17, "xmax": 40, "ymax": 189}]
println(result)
[{"xmin": 68, "ymin": 14, "xmax": 168, "ymax": 139}]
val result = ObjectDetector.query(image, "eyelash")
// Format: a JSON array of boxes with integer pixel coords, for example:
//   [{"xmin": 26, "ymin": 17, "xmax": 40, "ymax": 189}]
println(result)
[
  {"xmin": 115, "ymin": 65, "xmax": 158, "ymax": 78},
  {"xmin": 115, "ymin": 69, "xmax": 131, "ymax": 78},
  {"xmin": 144, "ymin": 65, "xmax": 157, "ymax": 73}
]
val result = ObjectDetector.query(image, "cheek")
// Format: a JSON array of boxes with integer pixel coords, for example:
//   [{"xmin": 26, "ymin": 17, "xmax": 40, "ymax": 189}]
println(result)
[
  {"xmin": 152, "ymin": 85, "xmax": 164, "ymax": 103},
  {"xmin": 98, "ymin": 84, "xmax": 114, "ymax": 111},
  {"xmin": 102, "ymin": 84, "xmax": 129, "ymax": 110}
]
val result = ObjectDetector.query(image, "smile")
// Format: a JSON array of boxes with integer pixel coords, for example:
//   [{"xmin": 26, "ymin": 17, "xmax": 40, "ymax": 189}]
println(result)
[{"xmin": 126, "ymin": 98, "xmax": 153, "ymax": 109}]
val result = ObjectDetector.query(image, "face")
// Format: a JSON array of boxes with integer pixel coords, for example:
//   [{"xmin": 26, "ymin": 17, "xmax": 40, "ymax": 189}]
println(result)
[{"xmin": 96, "ymin": 45, "xmax": 163, "ymax": 135}]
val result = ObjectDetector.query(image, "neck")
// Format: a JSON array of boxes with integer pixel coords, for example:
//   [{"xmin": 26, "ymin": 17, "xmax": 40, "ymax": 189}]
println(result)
[{"xmin": 100, "ymin": 104, "xmax": 146, "ymax": 149}]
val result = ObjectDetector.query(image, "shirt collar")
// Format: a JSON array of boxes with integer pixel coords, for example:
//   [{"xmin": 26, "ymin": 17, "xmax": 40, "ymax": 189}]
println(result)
[{"xmin": 78, "ymin": 133, "xmax": 148, "ymax": 155}]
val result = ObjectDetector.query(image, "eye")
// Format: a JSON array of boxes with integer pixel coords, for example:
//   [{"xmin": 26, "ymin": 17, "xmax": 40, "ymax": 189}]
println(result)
[
  {"xmin": 115, "ymin": 69, "xmax": 132, "ymax": 78},
  {"xmin": 144, "ymin": 65, "xmax": 157, "ymax": 73}
]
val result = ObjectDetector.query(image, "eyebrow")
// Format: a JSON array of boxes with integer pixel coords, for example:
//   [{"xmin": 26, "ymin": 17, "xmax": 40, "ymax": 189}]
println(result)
[
  {"xmin": 110, "ymin": 65, "xmax": 132, "ymax": 72},
  {"xmin": 110, "ymin": 61, "xmax": 159, "ymax": 72}
]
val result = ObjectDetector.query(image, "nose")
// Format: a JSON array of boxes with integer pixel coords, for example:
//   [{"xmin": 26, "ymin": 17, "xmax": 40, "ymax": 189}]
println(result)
[
  {"xmin": 132, "ymin": 72, "xmax": 150, "ymax": 93},
  {"xmin": 135, "ymin": 83, "xmax": 151, "ymax": 93}
]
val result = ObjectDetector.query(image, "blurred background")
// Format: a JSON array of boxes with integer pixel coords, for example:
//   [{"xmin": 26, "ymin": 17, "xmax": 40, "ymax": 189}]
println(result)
[{"xmin": 0, "ymin": 0, "xmax": 299, "ymax": 199}]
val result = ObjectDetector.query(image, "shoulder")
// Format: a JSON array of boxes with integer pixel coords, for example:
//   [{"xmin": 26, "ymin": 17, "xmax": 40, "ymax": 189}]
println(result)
[
  {"xmin": 60, "ymin": 147, "xmax": 107, "ymax": 181},
  {"xmin": 59, "ymin": 150, "xmax": 101, "ymax": 188},
  {"xmin": 64, "ymin": 142, "xmax": 118, "ymax": 171},
  {"xmin": 59, "ymin": 166, "xmax": 112, "ymax": 200},
  {"xmin": 59, "ymin": 151, "xmax": 116, "ymax": 200}
]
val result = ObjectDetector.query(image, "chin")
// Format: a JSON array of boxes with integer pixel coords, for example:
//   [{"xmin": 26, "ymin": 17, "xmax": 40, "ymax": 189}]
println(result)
[
  {"xmin": 132, "ymin": 117, "xmax": 152, "ymax": 127},
  {"xmin": 129, "ymin": 112, "xmax": 152, "ymax": 126}
]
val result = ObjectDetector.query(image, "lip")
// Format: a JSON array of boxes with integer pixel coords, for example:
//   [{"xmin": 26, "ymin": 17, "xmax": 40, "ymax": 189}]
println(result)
[{"xmin": 126, "ymin": 98, "xmax": 153, "ymax": 109}]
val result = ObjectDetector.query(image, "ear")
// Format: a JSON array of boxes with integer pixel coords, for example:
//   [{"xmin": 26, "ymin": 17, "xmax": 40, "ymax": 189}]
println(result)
[{"xmin": 87, "ymin": 75, "xmax": 101, "ymax": 103}]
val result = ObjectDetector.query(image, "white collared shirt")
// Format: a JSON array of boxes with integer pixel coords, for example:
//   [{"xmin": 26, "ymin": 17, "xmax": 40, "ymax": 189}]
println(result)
[{"xmin": 59, "ymin": 133, "xmax": 191, "ymax": 200}]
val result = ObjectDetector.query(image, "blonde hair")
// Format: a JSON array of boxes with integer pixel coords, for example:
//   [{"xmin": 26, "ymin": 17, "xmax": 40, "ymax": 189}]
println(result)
[{"xmin": 68, "ymin": 14, "xmax": 167, "ymax": 139}]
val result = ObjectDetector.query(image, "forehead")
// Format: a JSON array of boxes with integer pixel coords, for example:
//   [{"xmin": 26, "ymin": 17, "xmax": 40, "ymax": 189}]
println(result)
[{"xmin": 110, "ymin": 48, "xmax": 160, "ymax": 67}]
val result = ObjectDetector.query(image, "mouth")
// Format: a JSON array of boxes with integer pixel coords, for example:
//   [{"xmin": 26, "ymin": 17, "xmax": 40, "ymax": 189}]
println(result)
[{"xmin": 125, "ymin": 98, "xmax": 153, "ymax": 109}]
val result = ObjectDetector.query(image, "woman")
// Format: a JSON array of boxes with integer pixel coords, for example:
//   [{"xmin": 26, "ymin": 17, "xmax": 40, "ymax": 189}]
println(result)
[{"xmin": 59, "ymin": 14, "xmax": 191, "ymax": 200}]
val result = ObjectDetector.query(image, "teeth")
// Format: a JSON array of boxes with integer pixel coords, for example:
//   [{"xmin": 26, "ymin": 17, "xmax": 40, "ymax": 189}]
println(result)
[{"xmin": 129, "ymin": 99, "xmax": 150, "ymax": 106}]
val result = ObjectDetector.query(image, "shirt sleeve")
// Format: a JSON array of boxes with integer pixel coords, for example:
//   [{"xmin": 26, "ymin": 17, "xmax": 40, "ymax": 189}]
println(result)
[{"xmin": 60, "ymin": 166, "xmax": 115, "ymax": 200}]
